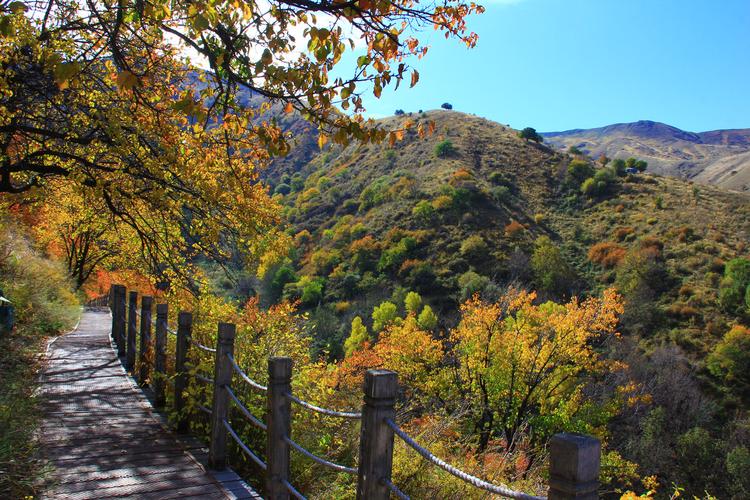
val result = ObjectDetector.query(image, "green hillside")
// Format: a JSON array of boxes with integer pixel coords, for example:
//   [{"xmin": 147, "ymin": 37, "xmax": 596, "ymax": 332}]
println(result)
[
  {"xmin": 224, "ymin": 109, "xmax": 750, "ymax": 496},
  {"xmin": 259, "ymin": 110, "xmax": 749, "ymax": 356}
]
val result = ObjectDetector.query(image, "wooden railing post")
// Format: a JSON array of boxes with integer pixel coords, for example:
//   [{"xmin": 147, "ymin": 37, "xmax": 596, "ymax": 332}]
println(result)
[
  {"xmin": 126, "ymin": 291, "xmax": 138, "ymax": 371},
  {"xmin": 174, "ymin": 311, "xmax": 192, "ymax": 433},
  {"xmin": 209, "ymin": 322, "xmax": 236, "ymax": 470},
  {"xmin": 154, "ymin": 303, "xmax": 168, "ymax": 407},
  {"xmin": 111, "ymin": 285, "xmax": 126, "ymax": 357},
  {"xmin": 548, "ymin": 433, "xmax": 601, "ymax": 500},
  {"xmin": 139, "ymin": 295, "xmax": 153, "ymax": 385},
  {"xmin": 356, "ymin": 369, "xmax": 397, "ymax": 500},
  {"xmin": 266, "ymin": 357, "xmax": 292, "ymax": 500}
]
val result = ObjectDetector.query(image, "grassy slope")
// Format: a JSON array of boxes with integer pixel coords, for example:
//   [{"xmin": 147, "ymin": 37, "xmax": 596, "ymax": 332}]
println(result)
[
  {"xmin": 267, "ymin": 110, "xmax": 749, "ymax": 354},
  {"xmin": 0, "ymin": 222, "xmax": 80, "ymax": 498}
]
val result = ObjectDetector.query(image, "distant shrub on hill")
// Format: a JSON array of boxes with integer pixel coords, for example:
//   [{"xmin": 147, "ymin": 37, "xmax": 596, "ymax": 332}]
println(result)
[
  {"xmin": 412, "ymin": 200, "xmax": 436, "ymax": 222},
  {"xmin": 441, "ymin": 102, "xmax": 453, "ymax": 110},
  {"xmin": 460, "ymin": 235, "xmax": 489, "ymax": 262},
  {"xmin": 458, "ymin": 270, "xmax": 490, "ymax": 300},
  {"xmin": 581, "ymin": 168, "xmax": 616, "ymax": 197},
  {"xmin": 588, "ymin": 242, "xmax": 627, "ymax": 268},
  {"xmin": 519, "ymin": 127, "xmax": 543, "ymax": 143},
  {"xmin": 434, "ymin": 140, "xmax": 455, "ymax": 158},
  {"xmin": 707, "ymin": 325, "xmax": 750, "ymax": 399},
  {"xmin": 567, "ymin": 159, "xmax": 595, "ymax": 184},
  {"xmin": 531, "ymin": 236, "xmax": 575, "ymax": 296},
  {"xmin": 719, "ymin": 258, "xmax": 750, "ymax": 315},
  {"xmin": 504, "ymin": 220, "xmax": 525, "ymax": 238}
]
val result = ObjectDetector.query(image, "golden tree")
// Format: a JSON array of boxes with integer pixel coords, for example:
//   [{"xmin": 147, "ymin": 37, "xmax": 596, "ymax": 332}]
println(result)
[
  {"xmin": 1, "ymin": 0, "xmax": 483, "ymax": 282},
  {"xmin": 445, "ymin": 288, "xmax": 624, "ymax": 451}
]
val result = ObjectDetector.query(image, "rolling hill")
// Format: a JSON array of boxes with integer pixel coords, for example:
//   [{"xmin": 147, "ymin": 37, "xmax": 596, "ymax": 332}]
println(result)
[
  {"xmin": 252, "ymin": 110, "xmax": 750, "ymax": 363},
  {"xmin": 542, "ymin": 120, "xmax": 750, "ymax": 192}
]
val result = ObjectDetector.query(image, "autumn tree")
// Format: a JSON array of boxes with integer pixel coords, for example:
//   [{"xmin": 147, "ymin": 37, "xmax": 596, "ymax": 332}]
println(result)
[
  {"xmin": 1, "ymin": 0, "xmax": 483, "ymax": 282},
  {"xmin": 344, "ymin": 316, "xmax": 368, "ymax": 357},
  {"xmin": 444, "ymin": 288, "xmax": 623, "ymax": 451}
]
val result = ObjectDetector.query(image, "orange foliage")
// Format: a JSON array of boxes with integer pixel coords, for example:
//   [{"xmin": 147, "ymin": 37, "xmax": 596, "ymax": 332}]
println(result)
[
  {"xmin": 588, "ymin": 242, "xmax": 627, "ymax": 268},
  {"xmin": 504, "ymin": 220, "xmax": 525, "ymax": 238}
]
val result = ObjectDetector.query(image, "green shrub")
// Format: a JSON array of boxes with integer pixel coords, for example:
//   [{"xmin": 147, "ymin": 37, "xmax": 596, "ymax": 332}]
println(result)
[
  {"xmin": 404, "ymin": 291, "xmax": 423, "ymax": 314},
  {"xmin": 718, "ymin": 258, "xmax": 750, "ymax": 315},
  {"xmin": 417, "ymin": 305, "xmax": 438, "ymax": 331},
  {"xmin": 344, "ymin": 316, "xmax": 368, "ymax": 356},
  {"xmin": 274, "ymin": 183, "xmax": 292, "ymax": 195},
  {"xmin": 460, "ymin": 235, "xmax": 488, "ymax": 262},
  {"xmin": 434, "ymin": 140, "xmax": 455, "ymax": 158},
  {"xmin": 412, "ymin": 200, "xmax": 436, "ymax": 222},
  {"xmin": 458, "ymin": 270, "xmax": 490, "ymax": 300},
  {"xmin": 531, "ymin": 236, "xmax": 574, "ymax": 296},
  {"xmin": 372, "ymin": 301, "xmax": 399, "ymax": 332},
  {"xmin": 491, "ymin": 186, "xmax": 511, "ymax": 204},
  {"xmin": 567, "ymin": 159, "xmax": 595, "ymax": 184},
  {"xmin": 378, "ymin": 237, "xmax": 417, "ymax": 272}
]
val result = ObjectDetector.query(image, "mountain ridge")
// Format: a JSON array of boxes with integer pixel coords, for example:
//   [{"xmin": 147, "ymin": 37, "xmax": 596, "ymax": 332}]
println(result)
[{"xmin": 542, "ymin": 120, "xmax": 750, "ymax": 191}]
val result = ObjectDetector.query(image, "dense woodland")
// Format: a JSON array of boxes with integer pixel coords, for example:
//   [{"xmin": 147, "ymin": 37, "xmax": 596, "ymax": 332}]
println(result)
[{"xmin": 1, "ymin": 0, "xmax": 750, "ymax": 498}]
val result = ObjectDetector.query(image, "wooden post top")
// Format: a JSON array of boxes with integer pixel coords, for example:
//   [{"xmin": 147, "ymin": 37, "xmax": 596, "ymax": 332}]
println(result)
[
  {"xmin": 141, "ymin": 295, "xmax": 153, "ymax": 306},
  {"xmin": 178, "ymin": 311, "xmax": 192, "ymax": 326},
  {"xmin": 548, "ymin": 432, "xmax": 600, "ymax": 499},
  {"xmin": 128, "ymin": 290, "xmax": 138, "ymax": 299},
  {"xmin": 363, "ymin": 369, "xmax": 397, "ymax": 400},
  {"xmin": 217, "ymin": 322, "xmax": 235, "ymax": 342},
  {"xmin": 156, "ymin": 303, "xmax": 168, "ymax": 315},
  {"xmin": 268, "ymin": 357, "xmax": 292, "ymax": 380}
]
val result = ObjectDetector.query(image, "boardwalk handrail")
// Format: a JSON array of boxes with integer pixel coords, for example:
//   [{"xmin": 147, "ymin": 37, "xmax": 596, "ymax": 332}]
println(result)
[
  {"xmin": 385, "ymin": 418, "xmax": 545, "ymax": 500},
  {"xmin": 107, "ymin": 284, "xmax": 602, "ymax": 500},
  {"xmin": 284, "ymin": 391, "xmax": 362, "ymax": 419},
  {"xmin": 227, "ymin": 354, "xmax": 267, "ymax": 392}
]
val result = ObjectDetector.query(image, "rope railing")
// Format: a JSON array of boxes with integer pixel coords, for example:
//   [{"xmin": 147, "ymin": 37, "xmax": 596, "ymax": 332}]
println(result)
[
  {"xmin": 223, "ymin": 419, "xmax": 267, "ymax": 471},
  {"xmin": 284, "ymin": 435, "xmax": 357, "ymax": 475},
  {"xmin": 284, "ymin": 392, "xmax": 362, "ymax": 419},
  {"xmin": 107, "ymin": 284, "xmax": 602, "ymax": 500},
  {"xmin": 190, "ymin": 337, "xmax": 216, "ymax": 353},
  {"xmin": 227, "ymin": 354, "xmax": 267, "ymax": 392},
  {"xmin": 382, "ymin": 477, "xmax": 410, "ymax": 500},
  {"xmin": 385, "ymin": 418, "xmax": 546, "ymax": 500},
  {"xmin": 283, "ymin": 479, "xmax": 306, "ymax": 500},
  {"xmin": 226, "ymin": 385, "xmax": 267, "ymax": 431}
]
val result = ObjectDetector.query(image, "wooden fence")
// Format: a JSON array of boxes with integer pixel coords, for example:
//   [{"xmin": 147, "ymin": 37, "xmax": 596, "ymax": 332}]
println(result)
[{"xmin": 107, "ymin": 284, "xmax": 601, "ymax": 500}]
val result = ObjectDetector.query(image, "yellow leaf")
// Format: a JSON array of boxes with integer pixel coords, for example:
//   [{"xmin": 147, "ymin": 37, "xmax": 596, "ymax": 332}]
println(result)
[
  {"xmin": 410, "ymin": 69, "xmax": 419, "ymax": 88},
  {"xmin": 116, "ymin": 70, "xmax": 138, "ymax": 90},
  {"xmin": 317, "ymin": 134, "xmax": 328, "ymax": 149}
]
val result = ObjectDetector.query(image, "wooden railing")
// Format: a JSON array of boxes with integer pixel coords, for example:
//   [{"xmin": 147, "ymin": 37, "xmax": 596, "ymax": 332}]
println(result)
[{"xmin": 108, "ymin": 284, "xmax": 601, "ymax": 499}]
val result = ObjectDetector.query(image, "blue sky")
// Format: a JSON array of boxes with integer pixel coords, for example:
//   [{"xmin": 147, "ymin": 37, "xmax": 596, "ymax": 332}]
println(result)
[{"xmin": 344, "ymin": 0, "xmax": 750, "ymax": 132}]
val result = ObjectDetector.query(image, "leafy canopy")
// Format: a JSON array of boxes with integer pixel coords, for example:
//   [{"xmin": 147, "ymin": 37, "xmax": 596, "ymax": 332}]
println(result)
[{"xmin": 0, "ymin": 0, "xmax": 483, "ymax": 284}]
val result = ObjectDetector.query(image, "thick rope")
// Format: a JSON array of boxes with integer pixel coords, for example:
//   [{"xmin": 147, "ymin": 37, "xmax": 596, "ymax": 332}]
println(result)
[
  {"xmin": 189, "ymin": 338, "xmax": 216, "ymax": 353},
  {"xmin": 284, "ymin": 392, "xmax": 361, "ymax": 419},
  {"xmin": 197, "ymin": 404, "xmax": 212, "ymax": 415},
  {"xmin": 226, "ymin": 385, "xmax": 267, "ymax": 431},
  {"xmin": 195, "ymin": 374, "xmax": 214, "ymax": 385},
  {"xmin": 382, "ymin": 477, "xmax": 410, "ymax": 500},
  {"xmin": 223, "ymin": 419, "xmax": 267, "ymax": 471},
  {"xmin": 385, "ymin": 419, "xmax": 546, "ymax": 500},
  {"xmin": 227, "ymin": 354, "xmax": 267, "ymax": 392},
  {"xmin": 284, "ymin": 436, "xmax": 357, "ymax": 475},
  {"xmin": 283, "ymin": 479, "xmax": 306, "ymax": 500}
]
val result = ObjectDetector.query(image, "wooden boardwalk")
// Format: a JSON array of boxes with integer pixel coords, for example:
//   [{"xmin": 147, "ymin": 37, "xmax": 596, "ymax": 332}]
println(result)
[{"xmin": 39, "ymin": 309, "xmax": 260, "ymax": 500}]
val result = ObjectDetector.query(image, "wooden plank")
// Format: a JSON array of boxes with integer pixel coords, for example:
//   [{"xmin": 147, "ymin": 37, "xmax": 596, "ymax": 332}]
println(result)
[{"xmin": 39, "ymin": 309, "xmax": 259, "ymax": 500}]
